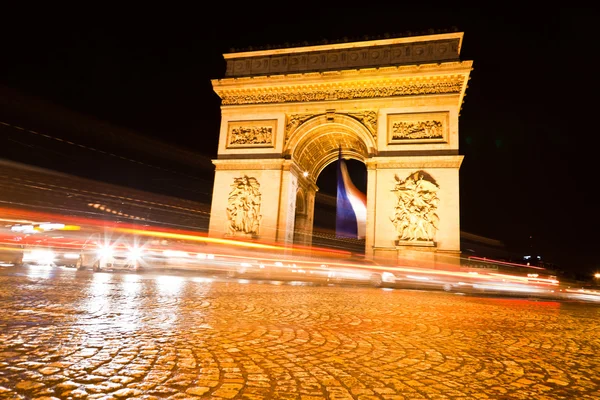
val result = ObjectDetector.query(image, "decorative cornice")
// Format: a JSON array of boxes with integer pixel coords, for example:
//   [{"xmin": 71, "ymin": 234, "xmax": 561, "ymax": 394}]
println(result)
[
  {"xmin": 212, "ymin": 159, "xmax": 285, "ymax": 170},
  {"xmin": 366, "ymin": 155, "xmax": 464, "ymax": 169},
  {"xmin": 215, "ymin": 61, "xmax": 472, "ymax": 85},
  {"xmin": 216, "ymin": 75, "xmax": 465, "ymax": 105}
]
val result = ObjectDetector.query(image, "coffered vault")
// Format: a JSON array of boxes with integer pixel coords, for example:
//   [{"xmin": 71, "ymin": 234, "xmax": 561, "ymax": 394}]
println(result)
[
  {"xmin": 285, "ymin": 113, "xmax": 375, "ymax": 178},
  {"xmin": 208, "ymin": 32, "xmax": 472, "ymax": 265}
]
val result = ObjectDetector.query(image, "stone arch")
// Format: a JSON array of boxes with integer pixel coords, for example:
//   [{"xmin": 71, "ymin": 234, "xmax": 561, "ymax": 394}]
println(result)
[
  {"xmin": 209, "ymin": 32, "xmax": 471, "ymax": 264},
  {"xmin": 284, "ymin": 114, "xmax": 376, "ymax": 179}
]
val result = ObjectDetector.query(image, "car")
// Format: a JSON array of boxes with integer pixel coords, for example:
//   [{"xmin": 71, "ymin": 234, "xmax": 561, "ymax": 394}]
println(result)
[
  {"xmin": 0, "ymin": 243, "xmax": 24, "ymax": 267},
  {"xmin": 75, "ymin": 233, "xmax": 144, "ymax": 272}
]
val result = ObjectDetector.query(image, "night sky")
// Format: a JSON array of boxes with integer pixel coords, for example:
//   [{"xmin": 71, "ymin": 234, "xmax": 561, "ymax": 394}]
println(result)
[{"xmin": 0, "ymin": 7, "xmax": 597, "ymax": 275}]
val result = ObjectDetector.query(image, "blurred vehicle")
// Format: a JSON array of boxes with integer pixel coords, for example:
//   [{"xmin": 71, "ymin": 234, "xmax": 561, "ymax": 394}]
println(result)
[
  {"xmin": 222, "ymin": 255, "xmax": 387, "ymax": 286},
  {"xmin": 22, "ymin": 247, "xmax": 56, "ymax": 266},
  {"xmin": 142, "ymin": 239, "xmax": 216, "ymax": 272},
  {"xmin": 7, "ymin": 220, "xmax": 90, "ymax": 268},
  {"xmin": 0, "ymin": 226, "xmax": 25, "ymax": 266},
  {"xmin": 76, "ymin": 233, "xmax": 144, "ymax": 272},
  {"xmin": 21, "ymin": 245, "xmax": 86, "ymax": 268},
  {"xmin": 54, "ymin": 247, "xmax": 87, "ymax": 268},
  {"xmin": 378, "ymin": 270, "xmax": 460, "ymax": 292},
  {"xmin": 0, "ymin": 242, "xmax": 24, "ymax": 266}
]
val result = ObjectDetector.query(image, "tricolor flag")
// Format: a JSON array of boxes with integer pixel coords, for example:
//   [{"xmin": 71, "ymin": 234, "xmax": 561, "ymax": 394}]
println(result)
[{"xmin": 336, "ymin": 148, "xmax": 367, "ymax": 239}]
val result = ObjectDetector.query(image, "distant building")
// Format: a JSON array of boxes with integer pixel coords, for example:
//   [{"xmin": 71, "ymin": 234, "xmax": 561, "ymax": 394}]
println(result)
[
  {"xmin": 460, "ymin": 231, "xmax": 517, "ymax": 261},
  {"xmin": 0, "ymin": 159, "xmax": 211, "ymax": 232}
]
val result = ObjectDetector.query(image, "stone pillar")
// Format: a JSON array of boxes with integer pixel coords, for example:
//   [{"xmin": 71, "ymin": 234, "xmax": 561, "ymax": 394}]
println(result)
[
  {"xmin": 294, "ymin": 182, "xmax": 317, "ymax": 247},
  {"xmin": 364, "ymin": 160, "xmax": 378, "ymax": 260},
  {"xmin": 276, "ymin": 161, "xmax": 298, "ymax": 244},
  {"xmin": 209, "ymin": 159, "xmax": 287, "ymax": 243},
  {"xmin": 304, "ymin": 187, "xmax": 316, "ymax": 246},
  {"xmin": 368, "ymin": 155, "xmax": 464, "ymax": 266}
]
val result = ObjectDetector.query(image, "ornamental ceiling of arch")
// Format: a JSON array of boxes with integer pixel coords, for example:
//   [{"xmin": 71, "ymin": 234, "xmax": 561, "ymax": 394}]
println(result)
[
  {"xmin": 286, "ymin": 113, "xmax": 374, "ymax": 179},
  {"xmin": 293, "ymin": 130, "xmax": 369, "ymax": 179}
]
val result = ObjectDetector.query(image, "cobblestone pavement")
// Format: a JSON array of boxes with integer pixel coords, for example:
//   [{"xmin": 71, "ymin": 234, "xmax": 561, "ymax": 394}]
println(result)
[{"xmin": 0, "ymin": 265, "xmax": 599, "ymax": 399}]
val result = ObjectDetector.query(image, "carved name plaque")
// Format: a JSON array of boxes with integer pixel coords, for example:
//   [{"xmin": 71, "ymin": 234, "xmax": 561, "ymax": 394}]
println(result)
[
  {"xmin": 387, "ymin": 112, "xmax": 449, "ymax": 144},
  {"xmin": 227, "ymin": 120, "xmax": 277, "ymax": 148}
]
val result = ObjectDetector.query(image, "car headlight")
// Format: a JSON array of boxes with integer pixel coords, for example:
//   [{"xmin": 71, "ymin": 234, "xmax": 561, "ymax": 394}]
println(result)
[
  {"xmin": 23, "ymin": 250, "xmax": 55, "ymax": 263},
  {"xmin": 63, "ymin": 253, "xmax": 80, "ymax": 259},
  {"xmin": 97, "ymin": 246, "xmax": 113, "ymax": 258},
  {"xmin": 128, "ymin": 247, "xmax": 143, "ymax": 260}
]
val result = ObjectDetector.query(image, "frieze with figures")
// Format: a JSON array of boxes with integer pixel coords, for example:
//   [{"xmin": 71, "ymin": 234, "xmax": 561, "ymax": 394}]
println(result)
[
  {"xmin": 285, "ymin": 113, "xmax": 315, "ymax": 143},
  {"xmin": 226, "ymin": 176, "xmax": 262, "ymax": 237},
  {"xmin": 347, "ymin": 111, "xmax": 377, "ymax": 139},
  {"xmin": 390, "ymin": 171, "xmax": 440, "ymax": 243},
  {"xmin": 387, "ymin": 112, "xmax": 449, "ymax": 144},
  {"xmin": 220, "ymin": 78, "xmax": 464, "ymax": 105},
  {"xmin": 227, "ymin": 120, "xmax": 277, "ymax": 148},
  {"xmin": 392, "ymin": 120, "xmax": 443, "ymax": 140}
]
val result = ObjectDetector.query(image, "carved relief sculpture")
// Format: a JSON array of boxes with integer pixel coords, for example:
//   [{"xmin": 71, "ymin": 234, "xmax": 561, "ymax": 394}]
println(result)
[
  {"xmin": 392, "ymin": 120, "xmax": 443, "ymax": 140},
  {"xmin": 285, "ymin": 113, "xmax": 315, "ymax": 143},
  {"xmin": 390, "ymin": 171, "xmax": 440, "ymax": 243},
  {"xmin": 230, "ymin": 126, "xmax": 272, "ymax": 145},
  {"xmin": 285, "ymin": 110, "xmax": 377, "ymax": 143},
  {"xmin": 220, "ymin": 77, "xmax": 464, "ymax": 105},
  {"xmin": 347, "ymin": 110, "xmax": 378, "ymax": 139},
  {"xmin": 226, "ymin": 176, "xmax": 262, "ymax": 237},
  {"xmin": 387, "ymin": 112, "xmax": 449, "ymax": 144},
  {"xmin": 227, "ymin": 120, "xmax": 277, "ymax": 148}
]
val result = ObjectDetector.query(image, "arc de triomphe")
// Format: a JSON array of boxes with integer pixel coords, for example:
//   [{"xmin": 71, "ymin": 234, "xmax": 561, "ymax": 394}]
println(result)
[{"xmin": 208, "ymin": 32, "xmax": 472, "ymax": 266}]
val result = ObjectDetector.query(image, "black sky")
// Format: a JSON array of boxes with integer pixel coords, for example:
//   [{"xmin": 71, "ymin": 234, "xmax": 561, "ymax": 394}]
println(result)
[{"xmin": 0, "ymin": 7, "xmax": 597, "ymax": 275}]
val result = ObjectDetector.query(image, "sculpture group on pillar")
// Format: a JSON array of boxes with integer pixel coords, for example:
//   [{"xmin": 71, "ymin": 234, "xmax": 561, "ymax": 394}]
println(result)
[
  {"xmin": 390, "ymin": 171, "xmax": 440, "ymax": 243},
  {"xmin": 226, "ymin": 176, "xmax": 262, "ymax": 237}
]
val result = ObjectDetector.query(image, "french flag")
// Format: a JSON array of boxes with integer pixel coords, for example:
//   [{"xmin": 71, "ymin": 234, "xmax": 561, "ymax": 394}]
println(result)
[{"xmin": 336, "ymin": 148, "xmax": 367, "ymax": 239}]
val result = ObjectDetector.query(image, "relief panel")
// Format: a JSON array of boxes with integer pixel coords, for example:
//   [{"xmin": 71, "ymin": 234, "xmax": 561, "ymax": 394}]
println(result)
[
  {"xmin": 387, "ymin": 112, "xmax": 449, "ymax": 144},
  {"xmin": 226, "ymin": 120, "xmax": 277, "ymax": 149},
  {"xmin": 226, "ymin": 175, "xmax": 262, "ymax": 238},
  {"xmin": 390, "ymin": 170, "xmax": 440, "ymax": 244}
]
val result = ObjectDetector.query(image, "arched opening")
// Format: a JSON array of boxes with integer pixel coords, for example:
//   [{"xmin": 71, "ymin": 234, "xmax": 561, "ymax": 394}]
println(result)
[
  {"xmin": 285, "ymin": 113, "xmax": 374, "ymax": 253},
  {"xmin": 313, "ymin": 158, "xmax": 367, "ymax": 254}
]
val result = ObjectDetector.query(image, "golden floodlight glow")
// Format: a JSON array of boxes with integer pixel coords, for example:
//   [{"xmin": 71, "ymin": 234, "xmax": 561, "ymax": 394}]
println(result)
[{"xmin": 114, "ymin": 227, "xmax": 283, "ymax": 251}]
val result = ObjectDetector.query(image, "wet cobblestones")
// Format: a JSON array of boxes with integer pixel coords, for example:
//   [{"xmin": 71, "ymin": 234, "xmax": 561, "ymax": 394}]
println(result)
[{"xmin": 0, "ymin": 265, "xmax": 599, "ymax": 399}]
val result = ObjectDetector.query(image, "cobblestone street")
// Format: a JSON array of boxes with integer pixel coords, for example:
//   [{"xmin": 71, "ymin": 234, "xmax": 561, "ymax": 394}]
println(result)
[{"xmin": 0, "ymin": 265, "xmax": 599, "ymax": 399}]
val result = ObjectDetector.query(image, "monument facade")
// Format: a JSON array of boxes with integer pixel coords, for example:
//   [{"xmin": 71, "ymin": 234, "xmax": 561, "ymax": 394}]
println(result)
[{"xmin": 208, "ymin": 32, "xmax": 473, "ymax": 265}]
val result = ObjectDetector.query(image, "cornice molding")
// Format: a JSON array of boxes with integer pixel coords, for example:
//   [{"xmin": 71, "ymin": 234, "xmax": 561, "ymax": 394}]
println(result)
[
  {"xmin": 214, "ymin": 61, "xmax": 472, "ymax": 87},
  {"xmin": 366, "ymin": 155, "xmax": 464, "ymax": 169},
  {"xmin": 212, "ymin": 159, "xmax": 285, "ymax": 170}
]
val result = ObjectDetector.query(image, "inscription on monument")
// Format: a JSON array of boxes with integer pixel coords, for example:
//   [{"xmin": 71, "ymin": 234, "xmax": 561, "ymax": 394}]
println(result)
[
  {"xmin": 390, "ymin": 171, "xmax": 440, "ymax": 244},
  {"xmin": 227, "ymin": 120, "xmax": 277, "ymax": 148},
  {"xmin": 387, "ymin": 112, "xmax": 448, "ymax": 144},
  {"xmin": 226, "ymin": 176, "xmax": 262, "ymax": 237}
]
